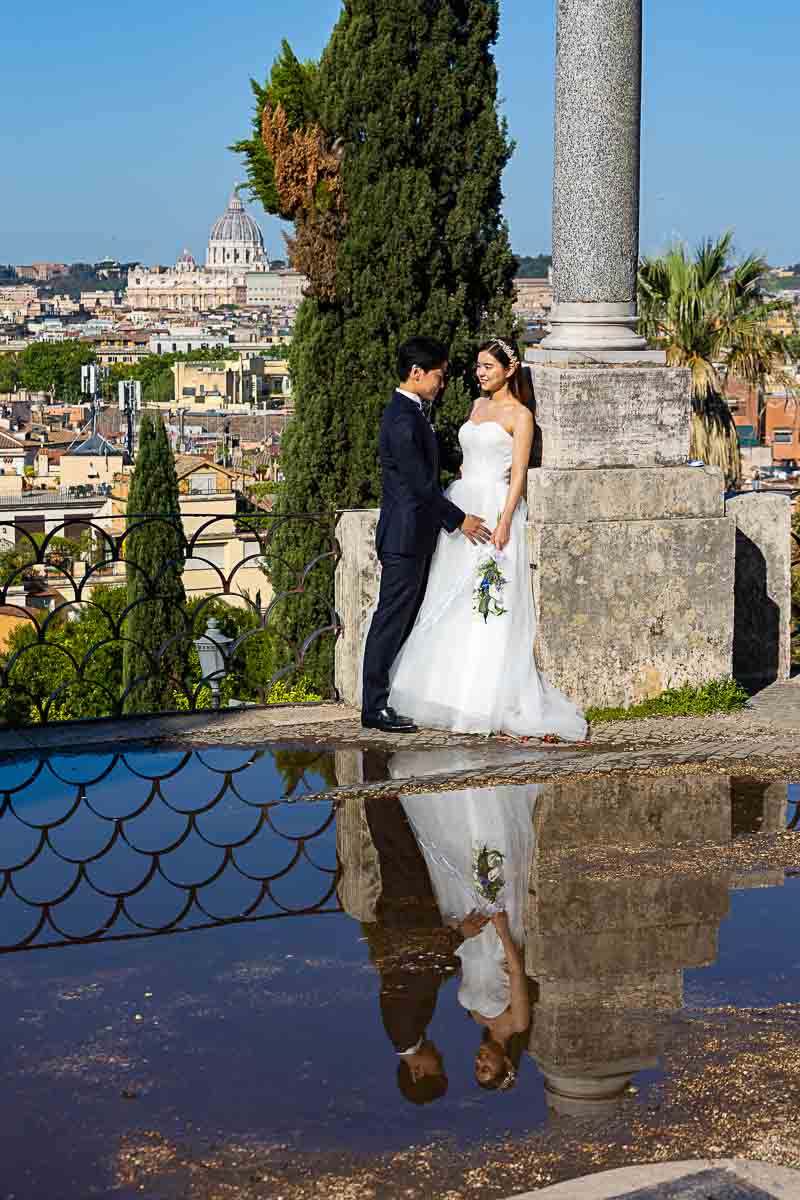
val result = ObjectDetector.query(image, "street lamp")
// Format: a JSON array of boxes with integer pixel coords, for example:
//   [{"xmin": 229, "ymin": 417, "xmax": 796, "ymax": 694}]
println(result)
[{"xmin": 194, "ymin": 617, "xmax": 233, "ymax": 710}]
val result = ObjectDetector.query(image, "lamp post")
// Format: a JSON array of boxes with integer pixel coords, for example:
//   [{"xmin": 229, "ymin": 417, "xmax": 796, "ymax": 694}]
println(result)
[{"xmin": 194, "ymin": 617, "xmax": 233, "ymax": 710}]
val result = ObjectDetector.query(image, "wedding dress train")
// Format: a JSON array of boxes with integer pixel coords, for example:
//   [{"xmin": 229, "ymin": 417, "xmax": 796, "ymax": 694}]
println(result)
[{"xmin": 388, "ymin": 420, "xmax": 587, "ymax": 740}]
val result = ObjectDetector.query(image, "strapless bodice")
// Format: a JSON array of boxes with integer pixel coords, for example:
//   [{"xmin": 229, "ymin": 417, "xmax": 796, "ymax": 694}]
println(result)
[{"xmin": 458, "ymin": 420, "xmax": 513, "ymax": 483}]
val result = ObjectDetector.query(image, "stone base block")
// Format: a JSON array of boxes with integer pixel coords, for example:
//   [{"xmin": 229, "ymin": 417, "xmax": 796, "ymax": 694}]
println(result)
[
  {"xmin": 725, "ymin": 491, "xmax": 793, "ymax": 689},
  {"xmin": 530, "ymin": 876, "xmax": 730, "ymax": 941},
  {"xmin": 530, "ymin": 364, "xmax": 691, "ymax": 468},
  {"xmin": 529, "ymin": 465, "xmax": 724, "ymax": 523},
  {"xmin": 534, "ymin": 774, "xmax": 731, "ymax": 852},
  {"xmin": 334, "ymin": 509, "xmax": 379, "ymax": 707},
  {"xmin": 528, "ymin": 467, "xmax": 735, "ymax": 710},
  {"xmin": 527, "ymin": 923, "xmax": 720, "ymax": 980}
]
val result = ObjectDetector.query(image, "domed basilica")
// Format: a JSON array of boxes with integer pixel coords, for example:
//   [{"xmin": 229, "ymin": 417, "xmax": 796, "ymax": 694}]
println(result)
[{"xmin": 126, "ymin": 190, "xmax": 270, "ymax": 311}]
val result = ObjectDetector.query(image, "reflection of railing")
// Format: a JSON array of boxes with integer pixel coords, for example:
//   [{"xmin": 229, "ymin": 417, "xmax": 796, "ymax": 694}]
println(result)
[
  {"xmin": 0, "ymin": 510, "xmax": 341, "ymax": 724},
  {"xmin": 0, "ymin": 748, "xmax": 341, "ymax": 954}
]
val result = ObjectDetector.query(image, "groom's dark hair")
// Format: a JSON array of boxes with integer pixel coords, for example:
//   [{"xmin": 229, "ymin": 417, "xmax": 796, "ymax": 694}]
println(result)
[{"xmin": 397, "ymin": 336, "xmax": 448, "ymax": 381}]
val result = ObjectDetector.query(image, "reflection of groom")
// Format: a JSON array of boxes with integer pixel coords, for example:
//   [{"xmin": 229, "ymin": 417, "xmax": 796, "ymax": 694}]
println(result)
[
  {"xmin": 361, "ymin": 336, "xmax": 491, "ymax": 733},
  {"xmin": 363, "ymin": 793, "xmax": 461, "ymax": 1105}
]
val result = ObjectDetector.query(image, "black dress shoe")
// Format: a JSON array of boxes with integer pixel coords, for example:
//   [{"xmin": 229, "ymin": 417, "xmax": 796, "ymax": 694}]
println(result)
[{"xmin": 361, "ymin": 706, "xmax": 418, "ymax": 733}]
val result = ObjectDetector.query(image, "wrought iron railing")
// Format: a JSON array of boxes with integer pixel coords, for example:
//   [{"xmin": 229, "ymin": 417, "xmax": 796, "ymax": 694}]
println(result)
[
  {"xmin": 0, "ymin": 510, "xmax": 340, "ymax": 725},
  {"xmin": 0, "ymin": 746, "xmax": 341, "ymax": 953}
]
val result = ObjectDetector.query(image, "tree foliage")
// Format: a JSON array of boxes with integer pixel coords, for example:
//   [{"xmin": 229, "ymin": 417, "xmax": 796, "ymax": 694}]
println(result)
[
  {"xmin": 122, "ymin": 411, "xmax": 188, "ymax": 714},
  {"xmin": 0, "ymin": 584, "xmax": 126, "ymax": 723},
  {"xmin": 0, "ymin": 340, "xmax": 97, "ymax": 401},
  {"xmin": 102, "ymin": 346, "xmax": 232, "ymax": 406},
  {"xmin": 515, "ymin": 253, "xmax": 551, "ymax": 277},
  {"xmin": 639, "ymin": 233, "xmax": 797, "ymax": 483},
  {"xmin": 238, "ymin": 1, "xmax": 518, "ymax": 689},
  {"xmin": 231, "ymin": 39, "xmax": 322, "ymax": 222}
]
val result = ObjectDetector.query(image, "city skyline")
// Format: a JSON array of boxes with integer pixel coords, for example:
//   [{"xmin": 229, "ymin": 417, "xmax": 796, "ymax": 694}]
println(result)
[{"xmin": 2, "ymin": 0, "xmax": 799, "ymax": 266}]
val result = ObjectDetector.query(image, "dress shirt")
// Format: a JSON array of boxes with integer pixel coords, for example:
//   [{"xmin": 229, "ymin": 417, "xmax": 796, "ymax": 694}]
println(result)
[
  {"xmin": 397, "ymin": 1036, "xmax": 424, "ymax": 1057},
  {"xmin": 396, "ymin": 386, "xmax": 433, "ymax": 424},
  {"xmin": 396, "ymin": 387, "xmax": 423, "ymax": 410}
]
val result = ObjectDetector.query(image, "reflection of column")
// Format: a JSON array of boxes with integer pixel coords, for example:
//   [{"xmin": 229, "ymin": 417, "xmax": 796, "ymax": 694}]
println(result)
[{"xmin": 526, "ymin": 775, "xmax": 731, "ymax": 1117}]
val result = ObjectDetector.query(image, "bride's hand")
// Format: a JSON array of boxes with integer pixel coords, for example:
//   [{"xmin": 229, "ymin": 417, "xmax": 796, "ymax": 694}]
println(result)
[
  {"xmin": 491, "ymin": 516, "xmax": 511, "ymax": 551},
  {"xmin": 459, "ymin": 910, "xmax": 489, "ymax": 939}
]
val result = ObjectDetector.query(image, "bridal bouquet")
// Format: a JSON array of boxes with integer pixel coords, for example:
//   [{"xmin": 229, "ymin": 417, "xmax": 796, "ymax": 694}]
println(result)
[
  {"xmin": 474, "ymin": 548, "xmax": 507, "ymax": 622},
  {"xmin": 472, "ymin": 843, "xmax": 506, "ymax": 907}
]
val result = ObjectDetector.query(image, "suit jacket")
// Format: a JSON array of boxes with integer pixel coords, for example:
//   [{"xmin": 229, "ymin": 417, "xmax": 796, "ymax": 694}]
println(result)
[
  {"xmin": 375, "ymin": 390, "xmax": 465, "ymax": 559},
  {"xmin": 364, "ymin": 795, "xmax": 461, "ymax": 1053}
]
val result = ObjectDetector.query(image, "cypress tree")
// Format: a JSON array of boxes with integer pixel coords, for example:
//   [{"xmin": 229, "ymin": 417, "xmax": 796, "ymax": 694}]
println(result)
[
  {"xmin": 122, "ymin": 412, "xmax": 188, "ymax": 713},
  {"xmin": 236, "ymin": 3, "xmax": 518, "ymax": 690}
]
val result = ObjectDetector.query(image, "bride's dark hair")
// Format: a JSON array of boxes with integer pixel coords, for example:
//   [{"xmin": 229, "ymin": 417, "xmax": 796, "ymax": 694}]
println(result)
[{"xmin": 478, "ymin": 338, "xmax": 535, "ymax": 413}]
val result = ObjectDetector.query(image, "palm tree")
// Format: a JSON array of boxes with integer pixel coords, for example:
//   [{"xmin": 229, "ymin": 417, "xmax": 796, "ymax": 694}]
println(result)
[{"xmin": 638, "ymin": 233, "xmax": 795, "ymax": 483}]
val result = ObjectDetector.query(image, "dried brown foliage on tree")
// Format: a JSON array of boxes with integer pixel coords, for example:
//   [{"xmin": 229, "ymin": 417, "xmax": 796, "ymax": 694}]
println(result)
[{"xmin": 261, "ymin": 102, "xmax": 346, "ymax": 301}]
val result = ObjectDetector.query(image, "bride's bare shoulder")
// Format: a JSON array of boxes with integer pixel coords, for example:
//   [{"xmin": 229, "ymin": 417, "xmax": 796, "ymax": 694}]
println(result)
[{"xmin": 508, "ymin": 399, "xmax": 533, "ymax": 433}]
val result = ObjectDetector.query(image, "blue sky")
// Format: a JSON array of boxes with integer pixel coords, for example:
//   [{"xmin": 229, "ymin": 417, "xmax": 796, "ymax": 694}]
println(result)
[{"xmin": 1, "ymin": 0, "xmax": 797, "ymax": 267}]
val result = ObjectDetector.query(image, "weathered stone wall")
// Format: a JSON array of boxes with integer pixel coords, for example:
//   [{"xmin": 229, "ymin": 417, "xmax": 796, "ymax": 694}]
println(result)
[
  {"xmin": 335, "ymin": 509, "xmax": 379, "ymax": 707},
  {"xmin": 335, "ymin": 793, "xmax": 381, "ymax": 922},
  {"xmin": 725, "ymin": 491, "xmax": 792, "ymax": 689}
]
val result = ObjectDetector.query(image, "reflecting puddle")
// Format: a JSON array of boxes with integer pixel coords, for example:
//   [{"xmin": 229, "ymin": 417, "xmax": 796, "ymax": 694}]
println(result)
[{"xmin": 0, "ymin": 746, "xmax": 799, "ymax": 1197}]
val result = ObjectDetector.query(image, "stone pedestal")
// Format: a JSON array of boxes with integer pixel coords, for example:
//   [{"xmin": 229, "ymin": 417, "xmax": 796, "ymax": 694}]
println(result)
[
  {"xmin": 526, "ymin": 365, "xmax": 734, "ymax": 710},
  {"xmin": 725, "ymin": 491, "xmax": 793, "ymax": 689}
]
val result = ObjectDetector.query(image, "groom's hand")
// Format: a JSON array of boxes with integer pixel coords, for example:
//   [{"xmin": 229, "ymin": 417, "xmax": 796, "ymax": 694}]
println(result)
[{"xmin": 461, "ymin": 514, "xmax": 491, "ymax": 544}]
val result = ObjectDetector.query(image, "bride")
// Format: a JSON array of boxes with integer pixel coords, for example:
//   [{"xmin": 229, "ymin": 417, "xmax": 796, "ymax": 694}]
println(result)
[{"xmin": 388, "ymin": 338, "xmax": 587, "ymax": 740}]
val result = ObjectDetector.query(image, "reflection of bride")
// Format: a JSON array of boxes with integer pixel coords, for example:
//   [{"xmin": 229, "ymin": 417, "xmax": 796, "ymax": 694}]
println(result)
[{"xmin": 398, "ymin": 780, "xmax": 538, "ymax": 1091}]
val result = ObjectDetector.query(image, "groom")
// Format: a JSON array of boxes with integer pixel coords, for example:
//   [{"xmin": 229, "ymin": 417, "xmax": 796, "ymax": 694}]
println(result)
[{"xmin": 361, "ymin": 336, "xmax": 491, "ymax": 733}]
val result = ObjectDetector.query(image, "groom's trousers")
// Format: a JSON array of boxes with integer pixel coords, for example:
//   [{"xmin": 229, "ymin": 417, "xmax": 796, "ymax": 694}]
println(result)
[{"xmin": 361, "ymin": 552, "xmax": 431, "ymax": 716}]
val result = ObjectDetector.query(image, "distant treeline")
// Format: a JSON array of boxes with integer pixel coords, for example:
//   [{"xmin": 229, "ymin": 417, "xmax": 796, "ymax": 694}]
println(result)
[{"xmin": 515, "ymin": 253, "xmax": 551, "ymax": 278}]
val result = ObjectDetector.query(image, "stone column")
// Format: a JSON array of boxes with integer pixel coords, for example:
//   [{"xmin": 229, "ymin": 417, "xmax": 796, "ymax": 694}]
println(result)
[{"xmin": 538, "ymin": 0, "xmax": 659, "ymax": 360}]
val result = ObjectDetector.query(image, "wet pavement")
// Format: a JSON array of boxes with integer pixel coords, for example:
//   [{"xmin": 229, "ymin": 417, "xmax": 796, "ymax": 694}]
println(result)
[{"xmin": 1, "ymin": 745, "xmax": 800, "ymax": 1198}]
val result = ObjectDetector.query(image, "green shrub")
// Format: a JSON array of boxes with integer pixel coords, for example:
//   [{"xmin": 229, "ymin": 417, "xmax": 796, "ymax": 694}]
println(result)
[
  {"xmin": 586, "ymin": 677, "xmax": 749, "ymax": 725},
  {"xmin": 266, "ymin": 675, "xmax": 322, "ymax": 704}
]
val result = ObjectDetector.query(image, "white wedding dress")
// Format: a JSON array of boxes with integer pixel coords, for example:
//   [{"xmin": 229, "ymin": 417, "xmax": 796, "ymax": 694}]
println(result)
[
  {"xmin": 396, "ymin": 779, "xmax": 538, "ymax": 1019},
  {"xmin": 388, "ymin": 420, "xmax": 587, "ymax": 740}
]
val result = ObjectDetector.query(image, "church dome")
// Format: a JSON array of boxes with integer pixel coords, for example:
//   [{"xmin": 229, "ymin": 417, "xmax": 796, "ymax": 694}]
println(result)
[
  {"xmin": 206, "ymin": 189, "xmax": 268, "ymax": 270},
  {"xmin": 176, "ymin": 248, "xmax": 197, "ymax": 272}
]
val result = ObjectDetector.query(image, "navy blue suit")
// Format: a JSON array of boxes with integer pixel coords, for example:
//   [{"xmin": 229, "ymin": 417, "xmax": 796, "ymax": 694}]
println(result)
[{"xmin": 362, "ymin": 390, "xmax": 465, "ymax": 717}]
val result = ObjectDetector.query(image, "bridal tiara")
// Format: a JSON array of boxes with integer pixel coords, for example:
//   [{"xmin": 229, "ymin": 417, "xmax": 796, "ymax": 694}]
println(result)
[{"xmin": 489, "ymin": 337, "xmax": 519, "ymax": 370}]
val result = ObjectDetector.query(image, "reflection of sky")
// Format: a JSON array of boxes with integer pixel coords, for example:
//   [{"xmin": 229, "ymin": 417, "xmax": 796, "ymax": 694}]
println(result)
[{"xmin": 686, "ymin": 877, "xmax": 800, "ymax": 1008}]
